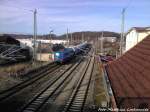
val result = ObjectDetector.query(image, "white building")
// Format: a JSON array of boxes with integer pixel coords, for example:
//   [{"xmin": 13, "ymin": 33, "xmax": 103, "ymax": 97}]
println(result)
[
  {"xmin": 98, "ymin": 37, "xmax": 117, "ymax": 43},
  {"xmin": 17, "ymin": 39, "xmax": 67, "ymax": 48},
  {"xmin": 125, "ymin": 27, "xmax": 150, "ymax": 52},
  {"xmin": 104, "ymin": 37, "xmax": 117, "ymax": 43},
  {"xmin": 17, "ymin": 39, "xmax": 33, "ymax": 48},
  {"xmin": 17, "ymin": 39, "xmax": 67, "ymax": 62}
]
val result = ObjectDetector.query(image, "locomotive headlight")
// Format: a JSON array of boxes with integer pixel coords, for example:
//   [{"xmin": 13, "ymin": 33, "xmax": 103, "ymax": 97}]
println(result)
[{"xmin": 55, "ymin": 53, "xmax": 60, "ymax": 56}]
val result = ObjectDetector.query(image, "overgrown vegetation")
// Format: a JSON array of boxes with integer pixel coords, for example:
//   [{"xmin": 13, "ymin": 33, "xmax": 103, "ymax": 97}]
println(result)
[
  {"xmin": 0, "ymin": 61, "xmax": 46, "ymax": 76},
  {"xmin": 94, "ymin": 59, "xmax": 107, "ymax": 106}
]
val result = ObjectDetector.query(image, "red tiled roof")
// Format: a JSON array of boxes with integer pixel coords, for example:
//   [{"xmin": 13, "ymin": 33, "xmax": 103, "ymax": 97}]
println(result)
[{"xmin": 106, "ymin": 35, "xmax": 150, "ymax": 108}]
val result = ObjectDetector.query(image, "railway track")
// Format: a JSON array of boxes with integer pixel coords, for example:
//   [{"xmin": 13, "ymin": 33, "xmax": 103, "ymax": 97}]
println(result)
[
  {"xmin": 19, "ymin": 58, "xmax": 83, "ymax": 112},
  {"xmin": 0, "ymin": 62, "xmax": 60, "ymax": 101},
  {"xmin": 0, "ymin": 53, "xmax": 95, "ymax": 112},
  {"xmin": 62, "ymin": 55, "xmax": 94, "ymax": 112}
]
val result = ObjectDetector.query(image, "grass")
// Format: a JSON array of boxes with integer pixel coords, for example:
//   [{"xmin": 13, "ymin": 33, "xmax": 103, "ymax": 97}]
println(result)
[
  {"xmin": 0, "ymin": 61, "xmax": 48, "ymax": 91},
  {"xmin": 0, "ymin": 61, "xmax": 46, "ymax": 76},
  {"xmin": 94, "ymin": 58, "xmax": 107, "ymax": 106}
]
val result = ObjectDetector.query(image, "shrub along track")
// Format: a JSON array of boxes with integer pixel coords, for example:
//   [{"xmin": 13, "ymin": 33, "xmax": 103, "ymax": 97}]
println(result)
[
  {"xmin": 0, "ymin": 57, "xmax": 82, "ymax": 112},
  {"xmin": 0, "ymin": 53, "xmax": 95, "ymax": 112},
  {"xmin": 0, "ymin": 62, "xmax": 60, "ymax": 101},
  {"xmin": 0, "ymin": 62, "xmax": 68, "ymax": 112},
  {"xmin": 19, "ymin": 58, "xmax": 83, "ymax": 112}
]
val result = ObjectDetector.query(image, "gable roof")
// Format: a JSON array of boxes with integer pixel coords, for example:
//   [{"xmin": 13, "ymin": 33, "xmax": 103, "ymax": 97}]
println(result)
[
  {"xmin": 133, "ymin": 27, "xmax": 150, "ymax": 32},
  {"xmin": 126, "ymin": 27, "xmax": 150, "ymax": 36},
  {"xmin": 106, "ymin": 34, "xmax": 150, "ymax": 108}
]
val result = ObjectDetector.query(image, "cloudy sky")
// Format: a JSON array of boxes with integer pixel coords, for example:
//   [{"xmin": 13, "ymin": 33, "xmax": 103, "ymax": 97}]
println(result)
[{"xmin": 0, "ymin": 0, "xmax": 150, "ymax": 35}]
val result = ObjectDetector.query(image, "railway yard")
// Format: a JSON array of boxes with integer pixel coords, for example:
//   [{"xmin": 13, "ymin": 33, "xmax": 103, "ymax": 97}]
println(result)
[
  {"xmin": 0, "ymin": 50, "xmax": 107, "ymax": 112},
  {"xmin": 1, "ymin": 1, "xmax": 150, "ymax": 111}
]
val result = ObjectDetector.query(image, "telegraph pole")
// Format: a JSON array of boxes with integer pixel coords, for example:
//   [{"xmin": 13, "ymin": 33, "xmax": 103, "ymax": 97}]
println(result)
[
  {"xmin": 66, "ymin": 28, "xmax": 69, "ymax": 47},
  {"xmin": 49, "ymin": 30, "xmax": 53, "ymax": 47},
  {"xmin": 101, "ymin": 31, "xmax": 104, "ymax": 54},
  {"xmin": 82, "ymin": 32, "xmax": 84, "ymax": 43},
  {"xmin": 70, "ymin": 33, "xmax": 73, "ymax": 45},
  {"xmin": 33, "ymin": 9, "xmax": 37, "ymax": 64},
  {"xmin": 120, "ymin": 8, "xmax": 125, "ymax": 56}
]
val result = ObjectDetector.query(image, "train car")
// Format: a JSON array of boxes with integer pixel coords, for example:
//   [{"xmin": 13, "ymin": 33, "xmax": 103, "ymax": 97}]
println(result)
[
  {"xmin": 53, "ymin": 42, "xmax": 91, "ymax": 63},
  {"xmin": 52, "ymin": 44, "xmax": 65, "ymax": 52},
  {"xmin": 74, "ymin": 42, "xmax": 90, "ymax": 55},
  {"xmin": 54, "ymin": 48, "xmax": 74, "ymax": 63}
]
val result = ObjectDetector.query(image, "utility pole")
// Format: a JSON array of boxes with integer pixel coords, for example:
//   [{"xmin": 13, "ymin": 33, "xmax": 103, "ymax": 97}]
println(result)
[
  {"xmin": 33, "ymin": 9, "xmax": 37, "ymax": 64},
  {"xmin": 88, "ymin": 36, "xmax": 90, "ymax": 42},
  {"xmin": 49, "ymin": 30, "xmax": 53, "ymax": 47},
  {"xmin": 71, "ymin": 33, "xmax": 73, "ymax": 45},
  {"xmin": 66, "ymin": 28, "xmax": 69, "ymax": 47},
  {"xmin": 120, "ymin": 8, "xmax": 125, "ymax": 56},
  {"xmin": 96, "ymin": 37, "xmax": 98, "ymax": 54},
  {"xmin": 82, "ymin": 32, "xmax": 84, "ymax": 43},
  {"xmin": 39, "ymin": 41, "xmax": 42, "ymax": 61},
  {"xmin": 100, "ymin": 31, "xmax": 104, "ymax": 54}
]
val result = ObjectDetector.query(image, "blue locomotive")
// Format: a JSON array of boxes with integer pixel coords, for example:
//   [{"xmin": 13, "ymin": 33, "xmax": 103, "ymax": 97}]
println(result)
[
  {"xmin": 53, "ymin": 42, "xmax": 91, "ymax": 63},
  {"xmin": 54, "ymin": 48, "xmax": 74, "ymax": 63}
]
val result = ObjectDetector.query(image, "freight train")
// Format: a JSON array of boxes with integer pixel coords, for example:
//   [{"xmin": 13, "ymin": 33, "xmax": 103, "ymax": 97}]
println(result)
[{"xmin": 53, "ymin": 42, "xmax": 91, "ymax": 63}]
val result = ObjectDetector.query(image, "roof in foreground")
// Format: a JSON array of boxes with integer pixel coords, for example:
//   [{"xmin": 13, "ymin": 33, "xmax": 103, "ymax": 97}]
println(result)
[{"xmin": 106, "ymin": 35, "xmax": 150, "ymax": 108}]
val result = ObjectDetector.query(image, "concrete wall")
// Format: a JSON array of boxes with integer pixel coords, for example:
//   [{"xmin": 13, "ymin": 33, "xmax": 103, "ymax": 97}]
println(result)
[
  {"xmin": 138, "ymin": 32, "xmax": 150, "ymax": 42},
  {"xmin": 125, "ymin": 30, "xmax": 137, "ymax": 51}
]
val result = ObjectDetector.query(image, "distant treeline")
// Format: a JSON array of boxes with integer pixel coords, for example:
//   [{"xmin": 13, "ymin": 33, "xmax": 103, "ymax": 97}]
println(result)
[{"xmin": 2, "ymin": 31, "xmax": 120, "ymax": 40}]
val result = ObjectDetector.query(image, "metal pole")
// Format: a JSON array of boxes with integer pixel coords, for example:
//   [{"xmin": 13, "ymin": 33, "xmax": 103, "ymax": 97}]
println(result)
[
  {"xmin": 120, "ymin": 8, "xmax": 125, "ymax": 56},
  {"xmin": 101, "ymin": 31, "xmax": 104, "ymax": 54},
  {"xmin": 96, "ymin": 37, "xmax": 98, "ymax": 54},
  {"xmin": 49, "ymin": 30, "xmax": 53, "ymax": 62},
  {"xmin": 49, "ymin": 31, "xmax": 51, "ymax": 43},
  {"xmin": 33, "ymin": 9, "xmax": 37, "ymax": 64},
  {"xmin": 39, "ymin": 41, "xmax": 41, "ymax": 61},
  {"xmin": 66, "ymin": 28, "xmax": 69, "ymax": 47},
  {"xmin": 49, "ymin": 30, "xmax": 53, "ymax": 47},
  {"xmin": 71, "ymin": 33, "xmax": 73, "ymax": 45},
  {"xmin": 82, "ymin": 32, "xmax": 84, "ymax": 43}
]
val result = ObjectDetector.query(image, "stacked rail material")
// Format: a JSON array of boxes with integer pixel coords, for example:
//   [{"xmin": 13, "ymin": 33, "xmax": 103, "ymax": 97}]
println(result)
[
  {"xmin": 73, "ymin": 42, "xmax": 90, "ymax": 54},
  {"xmin": 106, "ymin": 35, "xmax": 150, "ymax": 109},
  {"xmin": 0, "ymin": 35, "xmax": 20, "ymax": 45},
  {"xmin": 0, "ymin": 35, "xmax": 31, "ymax": 64}
]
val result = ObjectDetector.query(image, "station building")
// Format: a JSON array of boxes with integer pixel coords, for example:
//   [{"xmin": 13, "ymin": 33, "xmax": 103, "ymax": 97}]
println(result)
[{"xmin": 125, "ymin": 27, "xmax": 150, "ymax": 52}]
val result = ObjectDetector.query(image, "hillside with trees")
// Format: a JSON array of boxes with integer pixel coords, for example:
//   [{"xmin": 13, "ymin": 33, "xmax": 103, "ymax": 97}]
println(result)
[{"xmin": 2, "ymin": 31, "xmax": 120, "ymax": 41}]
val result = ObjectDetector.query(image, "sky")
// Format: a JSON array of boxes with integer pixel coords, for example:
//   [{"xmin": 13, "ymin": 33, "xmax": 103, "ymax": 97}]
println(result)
[{"xmin": 0, "ymin": 0, "xmax": 150, "ymax": 35}]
